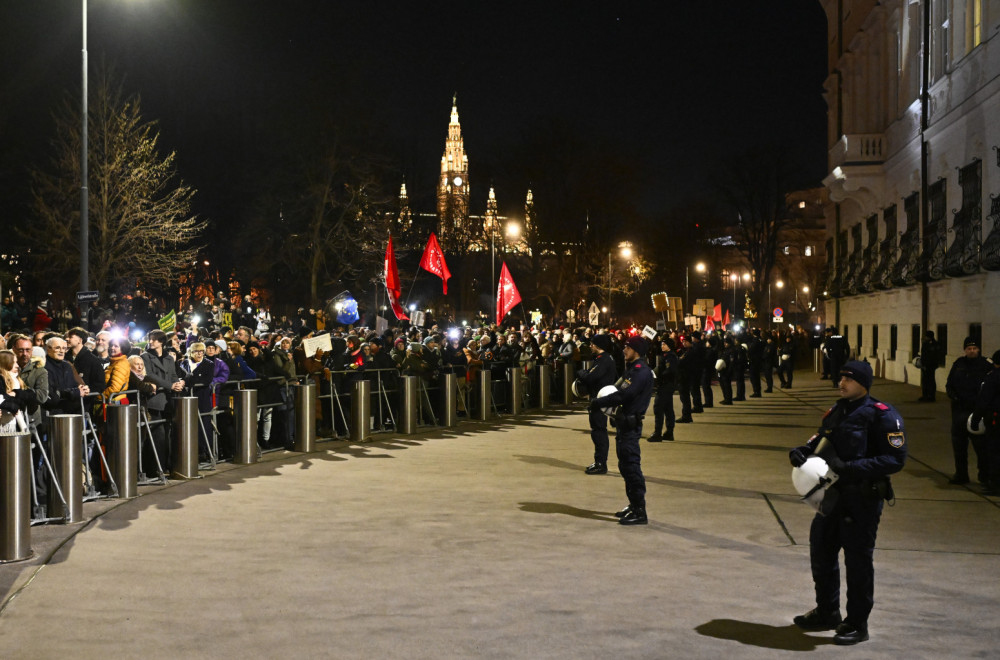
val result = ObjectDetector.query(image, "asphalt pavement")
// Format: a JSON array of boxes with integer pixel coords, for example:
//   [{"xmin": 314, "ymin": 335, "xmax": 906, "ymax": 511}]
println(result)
[{"xmin": 0, "ymin": 369, "xmax": 998, "ymax": 659}]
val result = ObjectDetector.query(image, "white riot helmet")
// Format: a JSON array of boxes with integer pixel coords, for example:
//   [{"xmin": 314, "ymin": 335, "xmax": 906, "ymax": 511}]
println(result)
[
  {"xmin": 967, "ymin": 414, "xmax": 987, "ymax": 436},
  {"xmin": 571, "ymin": 379, "xmax": 588, "ymax": 399},
  {"xmin": 715, "ymin": 358, "xmax": 727, "ymax": 372},
  {"xmin": 792, "ymin": 456, "xmax": 840, "ymax": 513},
  {"xmin": 596, "ymin": 385, "xmax": 619, "ymax": 417}
]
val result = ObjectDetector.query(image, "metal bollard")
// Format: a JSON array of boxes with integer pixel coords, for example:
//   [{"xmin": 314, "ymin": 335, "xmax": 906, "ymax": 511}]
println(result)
[
  {"xmin": 294, "ymin": 382, "xmax": 316, "ymax": 452},
  {"xmin": 477, "ymin": 370, "xmax": 492, "ymax": 421},
  {"xmin": 350, "ymin": 380, "xmax": 371, "ymax": 442},
  {"xmin": 173, "ymin": 397, "xmax": 199, "ymax": 479},
  {"xmin": 439, "ymin": 372, "xmax": 458, "ymax": 427},
  {"xmin": 106, "ymin": 404, "xmax": 138, "ymax": 499},
  {"xmin": 509, "ymin": 367, "xmax": 523, "ymax": 415},
  {"xmin": 538, "ymin": 364, "xmax": 551, "ymax": 409},
  {"xmin": 582, "ymin": 360, "xmax": 593, "ymax": 372},
  {"xmin": 234, "ymin": 389, "xmax": 258, "ymax": 464},
  {"xmin": 0, "ymin": 433, "xmax": 32, "ymax": 562},
  {"xmin": 399, "ymin": 375, "xmax": 418, "ymax": 434},
  {"xmin": 50, "ymin": 414, "xmax": 83, "ymax": 523},
  {"xmin": 563, "ymin": 362, "xmax": 576, "ymax": 405}
]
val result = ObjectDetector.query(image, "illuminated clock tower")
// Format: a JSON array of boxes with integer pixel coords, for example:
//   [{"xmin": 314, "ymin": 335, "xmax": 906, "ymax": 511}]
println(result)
[{"xmin": 437, "ymin": 95, "xmax": 470, "ymax": 237}]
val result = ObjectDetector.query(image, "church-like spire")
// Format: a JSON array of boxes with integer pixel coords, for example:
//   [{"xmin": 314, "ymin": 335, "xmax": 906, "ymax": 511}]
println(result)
[
  {"xmin": 524, "ymin": 187, "xmax": 534, "ymax": 236},
  {"xmin": 438, "ymin": 95, "xmax": 470, "ymax": 236},
  {"xmin": 398, "ymin": 178, "xmax": 412, "ymax": 228}
]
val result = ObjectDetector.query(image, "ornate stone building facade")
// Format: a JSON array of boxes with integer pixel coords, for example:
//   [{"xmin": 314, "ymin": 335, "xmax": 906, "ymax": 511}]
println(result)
[{"xmin": 821, "ymin": 0, "xmax": 1000, "ymax": 386}]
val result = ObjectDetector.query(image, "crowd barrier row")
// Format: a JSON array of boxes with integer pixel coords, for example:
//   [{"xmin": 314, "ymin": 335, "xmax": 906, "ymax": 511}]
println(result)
[{"xmin": 0, "ymin": 359, "xmax": 583, "ymax": 563}]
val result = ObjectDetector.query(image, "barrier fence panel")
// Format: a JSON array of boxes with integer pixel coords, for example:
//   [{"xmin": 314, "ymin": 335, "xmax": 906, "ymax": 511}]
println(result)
[
  {"xmin": 0, "ymin": 432, "xmax": 32, "ymax": 562},
  {"xmin": 29, "ymin": 424, "xmax": 67, "ymax": 524},
  {"xmin": 49, "ymin": 415, "xmax": 82, "ymax": 523},
  {"xmin": 80, "ymin": 396, "xmax": 118, "ymax": 500}
]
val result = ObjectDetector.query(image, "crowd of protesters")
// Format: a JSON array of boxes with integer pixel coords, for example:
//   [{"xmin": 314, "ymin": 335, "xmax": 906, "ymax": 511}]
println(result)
[{"xmin": 6, "ymin": 286, "xmax": 995, "ymax": 511}]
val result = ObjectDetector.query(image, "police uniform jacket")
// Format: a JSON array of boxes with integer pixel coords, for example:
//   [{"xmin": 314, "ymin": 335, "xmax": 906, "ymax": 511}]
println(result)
[
  {"xmin": 592, "ymin": 358, "xmax": 654, "ymax": 419},
  {"xmin": 576, "ymin": 352, "xmax": 617, "ymax": 398},
  {"xmin": 945, "ymin": 356, "xmax": 992, "ymax": 408},
  {"xmin": 653, "ymin": 351, "xmax": 679, "ymax": 392},
  {"xmin": 677, "ymin": 346, "xmax": 700, "ymax": 383},
  {"xmin": 972, "ymin": 367, "xmax": 1000, "ymax": 428},
  {"xmin": 719, "ymin": 345, "xmax": 738, "ymax": 376},
  {"xmin": 808, "ymin": 395, "xmax": 907, "ymax": 484}
]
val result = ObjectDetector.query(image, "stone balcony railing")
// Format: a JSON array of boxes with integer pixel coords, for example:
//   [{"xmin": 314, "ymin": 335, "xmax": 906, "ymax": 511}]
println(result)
[{"xmin": 829, "ymin": 133, "xmax": 886, "ymax": 169}]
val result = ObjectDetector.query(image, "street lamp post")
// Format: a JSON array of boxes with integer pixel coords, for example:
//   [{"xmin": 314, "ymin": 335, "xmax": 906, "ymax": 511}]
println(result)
[
  {"xmin": 80, "ymin": 0, "xmax": 89, "ymax": 292},
  {"xmin": 685, "ymin": 262, "xmax": 706, "ymax": 322},
  {"xmin": 769, "ymin": 279, "xmax": 784, "ymax": 326}
]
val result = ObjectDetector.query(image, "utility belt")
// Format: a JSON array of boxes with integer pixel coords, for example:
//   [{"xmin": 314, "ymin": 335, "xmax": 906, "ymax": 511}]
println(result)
[
  {"xmin": 835, "ymin": 476, "xmax": 894, "ymax": 504},
  {"xmin": 611, "ymin": 412, "xmax": 643, "ymax": 432}
]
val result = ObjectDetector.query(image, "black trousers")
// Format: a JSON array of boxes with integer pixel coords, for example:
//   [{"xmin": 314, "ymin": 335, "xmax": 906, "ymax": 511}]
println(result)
[
  {"xmin": 951, "ymin": 403, "xmax": 985, "ymax": 481},
  {"xmin": 589, "ymin": 408, "xmax": 610, "ymax": 464},
  {"xmin": 921, "ymin": 367, "xmax": 937, "ymax": 400},
  {"xmin": 810, "ymin": 492, "xmax": 883, "ymax": 626},
  {"xmin": 749, "ymin": 365, "xmax": 762, "ymax": 395},
  {"xmin": 615, "ymin": 427, "xmax": 645, "ymax": 509},
  {"xmin": 701, "ymin": 370, "xmax": 714, "ymax": 406},
  {"xmin": 678, "ymin": 380, "xmax": 693, "ymax": 417},
  {"xmin": 653, "ymin": 388, "xmax": 675, "ymax": 434},
  {"xmin": 691, "ymin": 373, "xmax": 704, "ymax": 409},
  {"xmin": 762, "ymin": 364, "xmax": 774, "ymax": 391},
  {"xmin": 779, "ymin": 361, "xmax": 794, "ymax": 387},
  {"xmin": 734, "ymin": 369, "xmax": 746, "ymax": 400},
  {"xmin": 719, "ymin": 374, "xmax": 733, "ymax": 403}
]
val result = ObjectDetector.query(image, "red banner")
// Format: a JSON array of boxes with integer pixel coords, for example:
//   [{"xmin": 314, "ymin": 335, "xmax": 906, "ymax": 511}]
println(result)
[
  {"xmin": 418, "ymin": 232, "xmax": 451, "ymax": 294},
  {"xmin": 713, "ymin": 303, "xmax": 722, "ymax": 322},
  {"xmin": 384, "ymin": 235, "xmax": 409, "ymax": 320},
  {"xmin": 723, "ymin": 309, "xmax": 731, "ymax": 328},
  {"xmin": 496, "ymin": 262, "xmax": 522, "ymax": 325}
]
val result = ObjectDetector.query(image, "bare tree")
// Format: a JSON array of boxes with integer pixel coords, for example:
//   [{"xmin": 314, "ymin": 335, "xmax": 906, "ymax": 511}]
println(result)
[
  {"xmin": 276, "ymin": 140, "xmax": 392, "ymax": 306},
  {"xmin": 717, "ymin": 147, "xmax": 795, "ymax": 310},
  {"xmin": 23, "ymin": 66, "xmax": 204, "ymax": 296}
]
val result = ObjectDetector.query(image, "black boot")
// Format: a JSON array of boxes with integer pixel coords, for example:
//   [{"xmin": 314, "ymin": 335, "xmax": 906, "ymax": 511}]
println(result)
[
  {"xmin": 585, "ymin": 462, "xmax": 608, "ymax": 475},
  {"xmin": 793, "ymin": 608, "xmax": 842, "ymax": 631},
  {"xmin": 833, "ymin": 621, "xmax": 869, "ymax": 645},
  {"xmin": 619, "ymin": 507, "xmax": 647, "ymax": 525},
  {"xmin": 663, "ymin": 429, "xmax": 674, "ymax": 441}
]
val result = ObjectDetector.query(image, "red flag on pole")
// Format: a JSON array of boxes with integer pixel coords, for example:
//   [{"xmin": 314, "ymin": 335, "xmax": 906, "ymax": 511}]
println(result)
[
  {"xmin": 384, "ymin": 235, "xmax": 409, "ymax": 321},
  {"xmin": 419, "ymin": 232, "xmax": 451, "ymax": 294},
  {"xmin": 713, "ymin": 303, "xmax": 722, "ymax": 322},
  {"xmin": 496, "ymin": 262, "xmax": 522, "ymax": 325},
  {"xmin": 705, "ymin": 317, "xmax": 716, "ymax": 332},
  {"xmin": 723, "ymin": 309, "xmax": 731, "ymax": 328}
]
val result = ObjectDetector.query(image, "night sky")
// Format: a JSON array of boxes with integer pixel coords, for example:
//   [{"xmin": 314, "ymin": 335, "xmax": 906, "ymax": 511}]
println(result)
[{"xmin": 1, "ymin": 1, "xmax": 828, "ymax": 238}]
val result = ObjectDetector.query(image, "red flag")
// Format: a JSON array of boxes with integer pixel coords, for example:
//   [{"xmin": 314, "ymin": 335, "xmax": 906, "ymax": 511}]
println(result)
[
  {"xmin": 419, "ymin": 233, "xmax": 451, "ymax": 294},
  {"xmin": 705, "ymin": 317, "xmax": 716, "ymax": 332},
  {"xmin": 723, "ymin": 309, "xmax": 731, "ymax": 328},
  {"xmin": 496, "ymin": 262, "xmax": 522, "ymax": 325},
  {"xmin": 384, "ymin": 235, "xmax": 409, "ymax": 321},
  {"xmin": 713, "ymin": 303, "xmax": 722, "ymax": 322}
]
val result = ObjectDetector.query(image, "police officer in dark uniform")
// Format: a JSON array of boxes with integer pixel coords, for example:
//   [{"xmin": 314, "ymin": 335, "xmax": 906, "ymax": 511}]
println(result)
[
  {"xmin": 733, "ymin": 334, "xmax": 748, "ymax": 401},
  {"xmin": 650, "ymin": 336, "xmax": 678, "ymax": 441},
  {"xmin": 945, "ymin": 336, "xmax": 991, "ymax": 484},
  {"xmin": 716, "ymin": 335, "xmax": 736, "ymax": 405},
  {"xmin": 701, "ymin": 335, "xmax": 718, "ymax": 407},
  {"xmin": 918, "ymin": 330, "xmax": 943, "ymax": 402},
  {"xmin": 747, "ymin": 328, "xmax": 764, "ymax": 397},
  {"xmin": 578, "ymin": 334, "xmax": 619, "ymax": 475},
  {"xmin": 676, "ymin": 335, "xmax": 697, "ymax": 423},
  {"xmin": 971, "ymin": 350, "xmax": 1000, "ymax": 495},
  {"xmin": 688, "ymin": 331, "xmax": 706, "ymax": 412},
  {"xmin": 589, "ymin": 336, "xmax": 655, "ymax": 525},
  {"xmin": 788, "ymin": 361, "xmax": 907, "ymax": 645},
  {"xmin": 824, "ymin": 327, "xmax": 850, "ymax": 390}
]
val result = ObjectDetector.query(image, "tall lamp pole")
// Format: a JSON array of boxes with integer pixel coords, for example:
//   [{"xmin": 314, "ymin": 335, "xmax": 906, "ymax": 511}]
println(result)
[
  {"xmin": 80, "ymin": 0, "xmax": 89, "ymax": 292},
  {"xmin": 685, "ymin": 262, "xmax": 706, "ymax": 322}
]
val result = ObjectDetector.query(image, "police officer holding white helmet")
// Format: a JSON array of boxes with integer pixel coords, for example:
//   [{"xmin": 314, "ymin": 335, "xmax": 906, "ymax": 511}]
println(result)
[{"xmin": 788, "ymin": 360, "xmax": 906, "ymax": 645}]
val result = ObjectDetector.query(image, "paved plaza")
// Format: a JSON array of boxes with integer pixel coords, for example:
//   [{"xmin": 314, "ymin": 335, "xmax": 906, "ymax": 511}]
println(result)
[{"xmin": 1, "ymin": 371, "xmax": 998, "ymax": 658}]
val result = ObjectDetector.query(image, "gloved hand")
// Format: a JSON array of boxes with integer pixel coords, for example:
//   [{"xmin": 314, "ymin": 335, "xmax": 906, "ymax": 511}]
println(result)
[
  {"xmin": 789, "ymin": 445, "xmax": 812, "ymax": 467},
  {"xmin": 824, "ymin": 454, "xmax": 846, "ymax": 474},
  {"xmin": 14, "ymin": 389, "xmax": 38, "ymax": 415},
  {"xmin": 587, "ymin": 398, "xmax": 601, "ymax": 412},
  {"xmin": 0, "ymin": 396, "xmax": 21, "ymax": 414}
]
